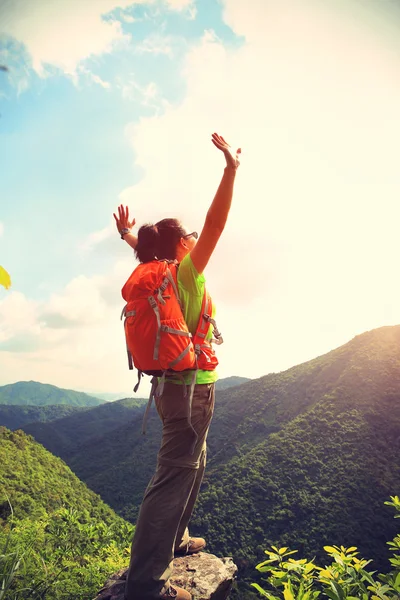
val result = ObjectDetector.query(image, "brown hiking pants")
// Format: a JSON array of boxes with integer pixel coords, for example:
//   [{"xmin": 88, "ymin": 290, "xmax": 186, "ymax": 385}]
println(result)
[{"xmin": 125, "ymin": 381, "xmax": 215, "ymax": 600}]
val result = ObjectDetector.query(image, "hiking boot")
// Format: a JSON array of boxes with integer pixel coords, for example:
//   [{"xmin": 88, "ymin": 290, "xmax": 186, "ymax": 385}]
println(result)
[
  {"xmin": 174, "ymin": 537, "xmax": 206, "ymax": 556},
  {"xmin": 160, "ymin": 585, "xmax": 191, "ymax": 599}
]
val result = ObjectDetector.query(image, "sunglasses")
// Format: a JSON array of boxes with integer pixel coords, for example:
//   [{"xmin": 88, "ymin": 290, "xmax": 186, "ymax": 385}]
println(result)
[{"xmin": 183, "ymin": 231, "xmax": 198, "ymax": 240}]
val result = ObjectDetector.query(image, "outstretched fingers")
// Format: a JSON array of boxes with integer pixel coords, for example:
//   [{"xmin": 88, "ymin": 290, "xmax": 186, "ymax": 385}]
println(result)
[
  {"xmin": 211, "ymin": 133, "xmax": 227, "ymax": 150},
  {"xmin": 114, "ymin": 204, "xmax": 128, "ymax": 230},
  {"xmin": 211, "ymin": 132, "xmax": 234, "ymax": 151}
]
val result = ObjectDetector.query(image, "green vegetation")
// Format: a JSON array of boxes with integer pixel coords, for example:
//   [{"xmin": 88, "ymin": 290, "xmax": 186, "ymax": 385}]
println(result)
[
  {"xmin": 0, "ymin": 404, "xmax": 85, "ymax": 430},
  {"xmin": 0, "ymin": 427, "xmax": 134, "ymax": 599},
  {"xmin": 193, "ymin": 399, "xmax": 399, "ymax": 574},
  {"xmin": 9, "ymin": 326, "xmax": 400, "ymax": 594},
  {"xmin": 23, "ymin": 396, "xmax": 148, "ymax": 458},
  {"xmin": 68, "ymin": 410, "xmax": 162, "ymax": 522},
  {"xmin": 215, "ymin": 376, "xmax": 251, "ymax": 390},
  {"xmin": 30, "ymin": 325, "xmax": 398, "ymax": 573},
  {"xmin": 251, "ymin": 497, "xmax": 400, "ymax": 600},
  {"xmin": 17, "ymin": 376, "xmax": 248, "ymax": 520},
  {"xmin": 0, "ymin": 381, "xmax": 104, "ymax": 407}
]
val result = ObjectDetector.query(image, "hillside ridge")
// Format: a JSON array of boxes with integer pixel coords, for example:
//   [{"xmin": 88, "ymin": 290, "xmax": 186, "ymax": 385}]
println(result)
[{"xmin": 0, "ymin": 380, "xmax": 104, "ymax": 407}]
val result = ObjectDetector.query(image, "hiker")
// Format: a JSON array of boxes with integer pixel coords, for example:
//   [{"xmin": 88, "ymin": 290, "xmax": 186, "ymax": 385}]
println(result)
[{"xmin": 113, "ymin": 133, "xmax": 240, "ymax": 600}]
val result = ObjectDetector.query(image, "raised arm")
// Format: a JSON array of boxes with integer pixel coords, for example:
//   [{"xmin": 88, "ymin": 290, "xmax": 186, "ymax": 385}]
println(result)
[
  {"xmin": 113, "ymin": 204, "xmax": 138, "ymax": 249},
  {"xmin": 190, "ymin": 133, "xmax": 241, "ymax": 274}
]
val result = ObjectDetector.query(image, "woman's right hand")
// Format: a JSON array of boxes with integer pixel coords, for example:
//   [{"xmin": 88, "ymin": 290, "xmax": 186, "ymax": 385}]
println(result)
[
  {"xmin": 211, "ymin": 133, "xmax": 241, "ymax": 170},
  {"xmin": 113, "ymin": 204, "xmax": 135, "ymax": 234}
]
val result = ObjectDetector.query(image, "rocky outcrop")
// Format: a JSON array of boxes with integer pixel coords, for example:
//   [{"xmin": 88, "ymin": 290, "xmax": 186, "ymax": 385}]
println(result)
[{"xmin": 93, "ymin": 552, "xmax": 237, "ymax": 600}]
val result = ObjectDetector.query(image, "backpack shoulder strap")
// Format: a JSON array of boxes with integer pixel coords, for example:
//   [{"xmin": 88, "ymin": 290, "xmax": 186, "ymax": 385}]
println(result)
[
  {"xmin": 165, "ymin": 263, "xmax": 182, "ymax": 310},
  {"xmin": 193, "ymin": 288, "xmax": 212, "ymax": 342},
  {"xmin": 193, "ymin": 288, "xmax": 223, "ymax": 346}
]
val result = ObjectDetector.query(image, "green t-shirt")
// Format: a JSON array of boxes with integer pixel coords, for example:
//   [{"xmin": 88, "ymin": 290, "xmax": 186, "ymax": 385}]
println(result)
[{"xmin": 167, "ymin": 253, "xmax": 219, "ymax": 385}]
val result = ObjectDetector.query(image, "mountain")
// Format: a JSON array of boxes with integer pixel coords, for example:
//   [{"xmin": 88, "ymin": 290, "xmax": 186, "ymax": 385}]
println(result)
[
  {"xmin": 19, "ymin": 336, "xmax": 400, "ymax": 577},
  {"xmin": 90, "ymin": 391, "xmax": 131, "ymax": 402},
  {"xmin": 19, "ymin": 375, "xmax": 245, "ymax": 459},
  {"xmin": 90, "ymin": 377, "xmax": 251, "ymax": 401},
  {"xmin": 0, "ymin": 380, "xmax": 104, "ymax": 406},
  {"xmin": 22, "ymin": 396, "xmax": 148, "ymax": 457},
  {"xmin": 68, "ymin": 409, "xmax": 162, "ymax": 522},
  {"xmin": 0, "ymin": 426, "xmax": 128, "ymax": 529},
  {"xmin": 204, "ymin": 324, "xmax": 400, "ymax": 470},
  {"xmin": 18, "ymin": 376, "xmax": 251, "ymax": 519},
  {"xmin": 192, "ymin": 325, "xmax": 400, "ymax": 574},
  {"xmin": 0, "ymin": 427, "xmax": 133, "ymax": 600},
  {"xmin": 0, "ymin": 403, "xmax": 86, "ymax": 430},
  {"xmin": 215, "ymin": 376, "xmax": 251, "ymax": 390}
]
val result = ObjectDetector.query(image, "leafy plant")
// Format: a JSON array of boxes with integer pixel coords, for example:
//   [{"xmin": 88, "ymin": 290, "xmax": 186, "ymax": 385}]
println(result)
[
  {"xmin": 0, "ymin": 428, "xmax": 135, "ymax": 599},
  {"xmin": 0, "ymin": 499, "xmax": 22, "ymax": 600},
  {"xmin": 252, "ymin": 498, "xmax": 400, "ymax": 600}
]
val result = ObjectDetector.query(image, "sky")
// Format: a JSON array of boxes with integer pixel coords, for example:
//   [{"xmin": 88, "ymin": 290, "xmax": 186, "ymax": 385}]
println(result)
[{"xmin": 1, "ymin": 0, "xmax": 400, "ymax": 397}]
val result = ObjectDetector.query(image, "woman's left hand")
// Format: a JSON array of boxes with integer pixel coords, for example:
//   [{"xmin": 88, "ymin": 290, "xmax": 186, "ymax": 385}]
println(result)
[{"xmin": 113, "ymin": 204, "xmax": 135, "ymax": 234}]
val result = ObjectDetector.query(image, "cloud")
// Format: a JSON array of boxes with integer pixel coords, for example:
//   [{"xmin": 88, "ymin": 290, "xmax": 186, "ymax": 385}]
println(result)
[
  {"xmin": 135, "ymin": 34, "xmax": 173, "ymax": 56},
  {"xmin": 78, "ymin": 66, "xmax": 111, "ymax": 89},
  {"xmin": 79, "ymin": 225, "xmax": 114, "ymax": 253},
  {"xmin": 0, "ymin": 0, "xmax": 134, "ymax": 77},
  {"xmin": 119, "ymin": 0, "xmax": 400, "ymax": 379},
  {"xmin": 1, "ymin": 0, "xmax": 199, "ymax": 82},
  {"xmin": 0, "ymin": 37, "xmax": 31, "ymax": 96},
  {"xmin": 3, "ymin": 0, "xmax": 400, "ymax": 394},
  {"xmin": 117, "ymin": 75, "xmax": 163, "ymax": 109},
  {"xmin": 0, "ymin": 260, "xmax": 139, "ymax": 393},
  {"xmin": 0, "ymin": 291, "xmax": 42, "ymax": 351},
  {"xmin": 165, "ymin": 0, "xmax": 195, "ymax": 11},
  {"xmin": 121, "ymin": 14, "xmax": 137, "ymax": 24},
  {"xmin": 0, "ymin": 222, "xmax": 4, "ymax": 237}
]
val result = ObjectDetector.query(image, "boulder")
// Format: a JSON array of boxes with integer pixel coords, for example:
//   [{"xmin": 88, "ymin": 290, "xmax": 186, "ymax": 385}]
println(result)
[{"xmin": 93, "ymin": 552, "xmax": 237, "ymax": 600}]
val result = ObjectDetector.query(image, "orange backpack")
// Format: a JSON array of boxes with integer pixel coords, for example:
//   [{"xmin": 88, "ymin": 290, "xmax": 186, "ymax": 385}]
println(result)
[{"xmin": 121, "ymin": 259, "xmax": 222, "ymax": 393}]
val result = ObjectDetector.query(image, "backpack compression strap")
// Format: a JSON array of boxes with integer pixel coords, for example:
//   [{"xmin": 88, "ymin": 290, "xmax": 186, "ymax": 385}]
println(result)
[
  {"xmin": 193, "ymin": 287, "xmax": 223, "ymax": 359},
  {"xmin": 148, "ymin": 266, "xmax": 191, "ymax": 363},
  {"xmin": 120, "ymin": 304, "xmax": 135, "ymax": 370}
]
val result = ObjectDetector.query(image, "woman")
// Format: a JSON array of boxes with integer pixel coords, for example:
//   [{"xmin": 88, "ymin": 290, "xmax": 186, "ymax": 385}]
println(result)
[{"xmin": 114, "ymin": 133, "xmax": 240, "ymax": 600}]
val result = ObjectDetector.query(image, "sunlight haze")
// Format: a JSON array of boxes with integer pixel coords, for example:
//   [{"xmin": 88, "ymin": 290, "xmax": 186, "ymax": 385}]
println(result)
[{"xmin": 1, "ymin": 0, "xmax": 400, "ymax": 396}]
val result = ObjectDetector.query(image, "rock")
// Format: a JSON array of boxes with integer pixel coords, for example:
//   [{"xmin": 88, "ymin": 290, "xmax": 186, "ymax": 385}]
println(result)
[{"xmin": 93, "ymin": 552, "xmax": 237, "ymax": 600}]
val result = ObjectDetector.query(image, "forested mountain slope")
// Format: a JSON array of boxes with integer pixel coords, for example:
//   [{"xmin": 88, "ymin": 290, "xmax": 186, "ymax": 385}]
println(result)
[
  {"xmin": 191, "ymin": 326, "xmax": 400, "ymax": 576},
  {"xmin": 69, "ymin": 410, "xmax": 162, "ymax": 522},
  {"xmin": 194, "ymin": 396, "xmax": 399, "ymax": 573},
  {"xmin": 0, "ymin": 380, "xmax": 104, "ymax": 406},
  {"xmin": 215, "ymin": 376, "xmax": 251, "ymax": 390},
  {"xmin": 206, "ymin": 324, "xmax": 400, "ymax": 467},
  {"xmin": 19, "ymin": 376, "xmax": 253, "ymax": 520},
  {"xmin": 0, "ymin": 427, "xmax": 133, "ymax": 599},
  {"xmin": 0, "ymin": 403, "xmax": 85, "ymax": 430},
  {"xmin": 0, "ymin": 427, "xmax": 126, "ymax": 524},
  {"xmin": 18, "ymin": 327, "xmax": 400, "ymax": 578},
  {"xmin": 22, "ymin": 396, "xmax": 147, "ymax": 456}
]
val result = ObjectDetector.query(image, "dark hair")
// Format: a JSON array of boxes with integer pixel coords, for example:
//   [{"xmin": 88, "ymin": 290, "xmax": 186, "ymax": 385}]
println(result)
[{"xmin": 135, "ymin": 218, "xmax": 186, "ymax": 263}]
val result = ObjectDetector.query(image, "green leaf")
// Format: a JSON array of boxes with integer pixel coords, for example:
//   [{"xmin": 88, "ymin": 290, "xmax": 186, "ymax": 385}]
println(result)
[
  {"xmin": 251, "ymin": 583, "xmax": 279, "ymax": 599},
  {"xmin": 331, "ymin": 580, "xmax": 345, "ymax": 600},
  {"xmin": 394, "ymin": 572, "xmax": 400, "ymax": 591},
  {"xmin": 283, "ymin": 582, "xmax": 295, "ymax": 600},
  {"xmin": 324, "ymin": 589, "xmax": 339, "ymax": 600},
  {"xmin": 270, "ymin": 570, "xmax": 287, "ymax": 578},
  {"xmin": 324, "ymin": 546, "xmax": 339, "ymax": 554}
]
